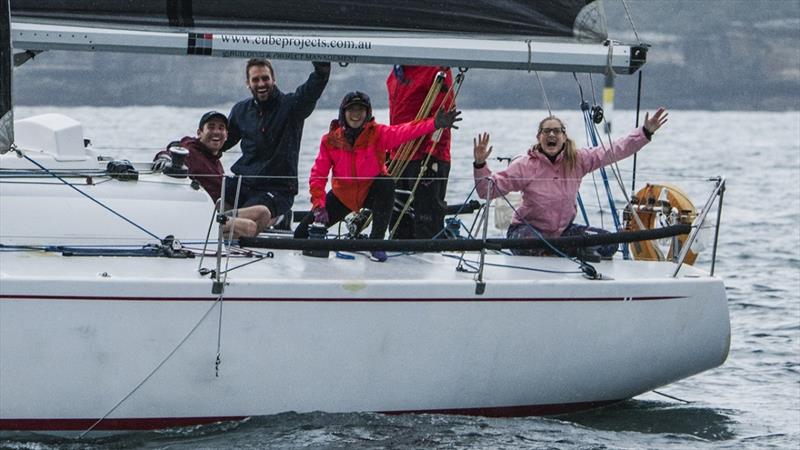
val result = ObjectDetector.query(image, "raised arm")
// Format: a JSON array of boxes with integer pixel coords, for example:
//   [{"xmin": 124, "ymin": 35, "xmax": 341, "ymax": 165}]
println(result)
[
  {"xmin": 472, "ymin": 133, "xmax": 528, "ymax": 200},
  {"xmin": 578, "ymin": 107, "xmax": 669, "ymax": 174},
  {"xmin": 291, "ymin": 62, "xmax": 331, "ymax": 119},
  {"xmin": 378, "ymin": 109, "xmax": 461, "ymax": 150}
]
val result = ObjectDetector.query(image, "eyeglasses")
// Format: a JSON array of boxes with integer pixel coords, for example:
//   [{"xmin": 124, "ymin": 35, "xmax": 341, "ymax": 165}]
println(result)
[{"xmin": 540, "ymin": 127, "xmax": 565, "ymax": 135}]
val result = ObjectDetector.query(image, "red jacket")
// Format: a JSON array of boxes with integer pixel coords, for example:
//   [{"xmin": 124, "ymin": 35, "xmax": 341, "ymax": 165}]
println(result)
[
  {"xmin": 310, "ymin": 117, "xmax": 436, "ymax": 211},
  {"xmin": 155, "ymin": 136, "xmax": 224, "ymax": 201},
  {"xmin": 386, "ymin": 66, "xmax": 453, "ymax": 162}
]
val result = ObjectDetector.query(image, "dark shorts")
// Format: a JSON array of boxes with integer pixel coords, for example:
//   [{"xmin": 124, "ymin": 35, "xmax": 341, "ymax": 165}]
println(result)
[{"xmin": 223, "ymin": 177, "xmax": 294, "ymax": 218}]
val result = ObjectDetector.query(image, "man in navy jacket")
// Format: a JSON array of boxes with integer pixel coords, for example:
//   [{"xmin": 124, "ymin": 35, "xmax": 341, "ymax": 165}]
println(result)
[{"xmin": 223, "ymin": 59, "xmax": 330, "ymax": 227}]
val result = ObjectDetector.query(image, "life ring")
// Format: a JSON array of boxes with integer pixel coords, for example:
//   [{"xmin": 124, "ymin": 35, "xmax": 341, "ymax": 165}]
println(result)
[{"xmin": 624, "ymin": 183, "xmax": 698, "ymax": 265}]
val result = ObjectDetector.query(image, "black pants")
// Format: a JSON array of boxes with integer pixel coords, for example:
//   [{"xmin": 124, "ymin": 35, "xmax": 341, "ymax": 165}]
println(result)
[
  {"xmin": 390, "ymin": 158, "xmax": 450, "ymax": 239},
  {"xmin": 294, "ymin": 176, "xmax": 395, "ymax": 239}
]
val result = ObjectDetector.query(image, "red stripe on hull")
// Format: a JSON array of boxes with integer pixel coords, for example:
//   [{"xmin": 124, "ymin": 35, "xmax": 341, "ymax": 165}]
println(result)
[
  {"xmin": 0, "ymin": 416, "xmax": 247, "ymax": 431},
  {"xmin": 0, "ymin": 295, "xmax": 684, "ymax": 302},
  {"xmin": 0, "ymin": 400, "xmax": 624, "ymax": 431},
  {"xmin": 383, "ymin": 399, "xmax": 624, "ymax": 417}
]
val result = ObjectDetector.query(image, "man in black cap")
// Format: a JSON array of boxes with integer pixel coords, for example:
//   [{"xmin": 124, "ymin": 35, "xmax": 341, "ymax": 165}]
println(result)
[
  {"xmin": 222, "ymin": 59, "xmax": 331, "ymax": 228},
  {"xmin": 153, "ymin": 110, "xmax": 271, "ymax": 238}
]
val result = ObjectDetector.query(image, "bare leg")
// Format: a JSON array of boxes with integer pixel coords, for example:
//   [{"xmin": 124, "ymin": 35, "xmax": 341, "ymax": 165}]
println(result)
[
  {"xmin": 222, "ymin": 217, "xmax": 259, "ymax": 239},
  {"xmin": 237, "ymin": 205, "xmax": 274, "ymax": 232}
]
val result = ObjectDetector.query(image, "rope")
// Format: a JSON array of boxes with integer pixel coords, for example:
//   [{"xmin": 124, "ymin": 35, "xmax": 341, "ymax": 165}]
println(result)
[
  {"xmin": 632, "ymin": 70, "xmax": 644, "ymax": 196},
  {"xmin": 388, "ymin": 70, "xmax": 465, "ymax": 238},
  {"xmin": 387, "ymin": 72, "xmax": 445, "ymax": 178},
  {"xmin": 620, "ymin": 0, "xmax": 642, "ymax": 43},
  {"xmin": 527, "ymin": 41, "xmax": 552, "ymax": 116},
  {"xmin": 20, "ymin": 154, "xmax": 161, "ymax": 241},
  {"xmin": 442, "ymin": 254, "xmax": 584, "ymax": 275},
  {"xmin": 652, "ymin": 389, "xmax": 691, "ymax": 404},
  {"xmin": 79, "ymin": 297, "xmax": 223, "ymax": 438}
]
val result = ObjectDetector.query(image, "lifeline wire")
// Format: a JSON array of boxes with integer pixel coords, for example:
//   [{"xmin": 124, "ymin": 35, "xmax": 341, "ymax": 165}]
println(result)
[{"xmin": 21, "ymin": 154, "xmax": 160, "ymax": 241}]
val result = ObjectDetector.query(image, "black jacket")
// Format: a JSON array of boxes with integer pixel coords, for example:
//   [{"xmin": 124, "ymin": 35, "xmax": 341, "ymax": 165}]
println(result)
[{"xmin": 224, "ymin": 67, "xmax": 328, "ymax": 195}]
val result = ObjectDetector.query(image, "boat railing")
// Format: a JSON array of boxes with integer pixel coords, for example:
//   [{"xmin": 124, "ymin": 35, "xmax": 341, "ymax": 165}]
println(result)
[{"xmin": 672, "ymin": 176, "xmax": 726, "ymax": 278}]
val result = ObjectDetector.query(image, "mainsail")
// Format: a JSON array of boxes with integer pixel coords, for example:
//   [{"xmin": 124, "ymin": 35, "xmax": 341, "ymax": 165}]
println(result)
[
  {"xmin": 10, "ymin": 0, "xmax": 606, "ymax": 39},
  {"xmin": 8, "ymin": 0, "xmax": 646, "ymax": 74}
]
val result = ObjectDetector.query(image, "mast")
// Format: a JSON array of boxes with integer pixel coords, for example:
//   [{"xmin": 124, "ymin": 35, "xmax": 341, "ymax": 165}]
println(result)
[{"xmin": 0, "ymin": 0, "xmax": 12, "ymax": 154}]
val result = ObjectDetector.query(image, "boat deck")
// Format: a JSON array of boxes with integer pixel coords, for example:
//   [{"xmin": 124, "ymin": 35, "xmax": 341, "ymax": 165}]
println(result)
[{"xmin": 0, "ymin": 244, "xmax": 715, "ymax": 300}]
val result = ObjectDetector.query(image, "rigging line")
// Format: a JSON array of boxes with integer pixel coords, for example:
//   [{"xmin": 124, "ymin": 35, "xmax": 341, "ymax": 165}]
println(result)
[
  {"xmin": 198, "ymin": 198, "xmax": 221, "ymax": 272},
  {"xmin": 388, "ymin": 71, "xmax": 466, "ymax": 238},
  {"xmin": 79, "ymin": 297, "xmax": 222, "ymax": 439},
  {"xmin": 449, "ymin": 185, "xmax": 485, "ymax": 269},
  {"xmin": 527, "ymin": 40, "xmax": 552, "ymax": 116},
  {"xmin": 389, "ymin": 70, "xmax": 466, "ymax": 239},
  {"xmin": 632, "ymin": 70, "xmax": 644, "ymax": 196},
  {"xmin": 214, "ymin": 294, "xmax": 224, "ymax": 377},
  {"xmin": 218, "ymin": 252, "xmax": 270, "ymax": 274},
  {"xmin": 583, "ymin": 109, "xmax": 623, "ymax": 232},
  {"xmin": 583, "ymin": 114, "xmax": 606, "ymax": 229},
  {"xmin": 20, "ymin": 154, "xmax": 161, "ymax": 241},
  {"xmin": 387, "ymin": 72, "xmax": 444, "ymax": 177},
  {"xmin": 589, "ymin": 74, "xmax": 598, "ymax": 106},
  {"xmin": 392, "ymin": 69, "xmax": 456, "ymax": 178},
  {"xmin": 620, "ymin": 0, "xmax": 642, "ymax": 43},
  {"xmin": 222, "ymin": 176, "xmax": 245, "ymax": 283},
  {"xmin": 588, "ymin": 119, "xmax": 654, "ymax": 261},
  {"xmin": 493, "ymin": 188, "xmax": 588, "ymax": 269},
  {"xmin": 214, "ymin": 176, "xmax": 244, "ymax": 377},
  {"xmin": 652, "ymin": 389, "xmax": 692, "ymax": 404},
  {"xmin": 441, "ymin": 254, "xmax": 584, "ymax": 274}
]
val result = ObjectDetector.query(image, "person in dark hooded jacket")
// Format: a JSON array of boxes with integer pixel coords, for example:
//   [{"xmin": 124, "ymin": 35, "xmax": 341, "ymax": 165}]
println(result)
[
  {"xmin": 222, "ymin": 58, "xmax": 330, "ymax": 227},
  {"xmin": 294, "ymin": 91, "xmax": 461, "ymax": 262}
]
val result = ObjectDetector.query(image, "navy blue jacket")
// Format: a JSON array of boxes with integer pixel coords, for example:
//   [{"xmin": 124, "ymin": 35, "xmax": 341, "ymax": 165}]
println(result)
[{"xmin": 224, "ymin": 68, "xmax": 328, "ymax": 195}]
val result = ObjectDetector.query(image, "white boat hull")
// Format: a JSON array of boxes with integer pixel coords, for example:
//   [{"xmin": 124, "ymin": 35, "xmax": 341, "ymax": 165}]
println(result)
[{"xmin": 0, "ymin": 251, "xmax": 730, "ymax": 433}]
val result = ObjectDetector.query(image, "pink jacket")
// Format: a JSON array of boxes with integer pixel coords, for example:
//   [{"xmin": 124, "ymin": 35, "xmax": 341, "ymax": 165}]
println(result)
[
  {"xmin": 310, "ymin": 117, "xmax": 436, "ymax": 211},
  {"xmin": 474, "ymin": 127, "xmax": 650, "ymax": 237}
]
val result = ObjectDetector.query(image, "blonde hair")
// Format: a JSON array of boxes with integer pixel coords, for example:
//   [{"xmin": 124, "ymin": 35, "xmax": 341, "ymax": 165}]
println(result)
[{"xmin": 533, "ymin": 116, "xmax": 577, "ymax": 172}]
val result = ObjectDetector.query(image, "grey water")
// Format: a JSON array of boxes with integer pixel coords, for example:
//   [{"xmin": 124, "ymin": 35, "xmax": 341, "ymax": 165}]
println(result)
[{"xmin": 3, "ymin": 108, "xmax": 799, "ymax": 449}]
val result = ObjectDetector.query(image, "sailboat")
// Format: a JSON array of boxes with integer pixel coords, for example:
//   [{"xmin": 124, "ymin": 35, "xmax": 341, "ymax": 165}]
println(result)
[{"xmin": 0, "ymin": 0, "xmax": 729, "ymax": 436}]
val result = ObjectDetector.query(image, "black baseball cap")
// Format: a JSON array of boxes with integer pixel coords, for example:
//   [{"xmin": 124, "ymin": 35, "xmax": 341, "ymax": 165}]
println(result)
[
  {"xmin": 341, "ymin": 91, "xmax": 371, "ymax": 110},
  {"xmin": 198, "ymin": 111, "xmax": 228, "ymax": 129}
]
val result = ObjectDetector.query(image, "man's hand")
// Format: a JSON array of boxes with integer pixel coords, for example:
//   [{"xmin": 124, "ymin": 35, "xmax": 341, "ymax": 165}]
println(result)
[
  {"xmin": 152, "ymin": 155, "xmax": 171, "ymax": 172},
  {"xmin": 312, "ymin": 61, "xmax": 331, "ymax": 75},
  {"xmin": 434, "ymin": 108, "xmax": 462, "ymax": 130},
  {"xmin": 312, "ymin": 206, "xmax": 329, "ymax": 225}
]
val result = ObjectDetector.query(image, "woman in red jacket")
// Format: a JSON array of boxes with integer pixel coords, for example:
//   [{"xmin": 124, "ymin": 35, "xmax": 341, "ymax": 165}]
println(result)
[{"xmin": 294, "ymin": 91, "xmax": 460, "ymax": 262}]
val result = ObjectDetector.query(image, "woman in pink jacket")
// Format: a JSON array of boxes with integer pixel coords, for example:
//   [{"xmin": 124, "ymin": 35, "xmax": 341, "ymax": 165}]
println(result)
[
  {"xmin": 295, "ymin": 91, "xmax": 461, "ymax": 262},
  {"xmin": 473, "ymin": 108, "xmax": 668, "ymax": 257}
]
